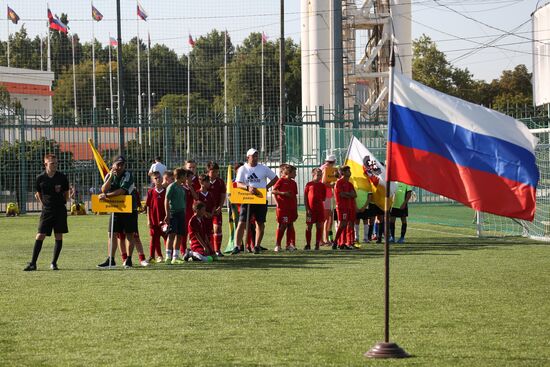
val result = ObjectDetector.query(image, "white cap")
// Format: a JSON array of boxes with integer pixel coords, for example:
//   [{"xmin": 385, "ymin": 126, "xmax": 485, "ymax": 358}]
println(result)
[
  {"xmin": 326, "ymin": 154, "xmax": 336, "ymax": 162},
  {"xmin": 246, "ymin": 148, "xmax": 258, "ymax": 157}
]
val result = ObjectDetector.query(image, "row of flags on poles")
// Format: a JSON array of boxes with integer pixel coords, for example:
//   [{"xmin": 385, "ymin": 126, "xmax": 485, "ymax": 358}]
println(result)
[{"xmin": 4, "ymin": 3, "xmax": 201, "ymax": 49}]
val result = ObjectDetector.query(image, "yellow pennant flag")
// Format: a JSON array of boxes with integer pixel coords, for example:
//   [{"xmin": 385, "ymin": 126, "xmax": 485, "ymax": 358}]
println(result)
[
  {"xmin": 88, "ymin": 139, "xmax": 109, "ymax": 180},
  {"xmin": 226, "ymin": 164, "xmax": 233, "ymax": 199},
  {"xmin": 344, "ymin": 136, "xmax": 395, "ymax": 211}
]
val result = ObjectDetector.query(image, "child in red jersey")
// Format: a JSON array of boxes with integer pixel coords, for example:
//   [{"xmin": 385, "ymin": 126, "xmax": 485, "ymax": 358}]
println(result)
[
  {"xmin": 207, "ymin": 161, "xmax": 227, "ymax": 257},
  {"xmin": 333, "ymin": 166, "xmax": 357, "ymax": 250},
  {"xmin": 196, "ymin": 174, "xmax": 216, "ymax": 246},
  {"xmin": 145, "ymin": 171, "xmax": 166, "ymax": 263},
  {"xmin": 188, "ymin": 201, "xmax": 215, "ymax": 261},
  {"xmin": 272, "ymin": 164, "xmax": 298, "ymax": 252},
  {"xmin": 304, "ymin": 168, "xmax": 326, "ymax": 250}
]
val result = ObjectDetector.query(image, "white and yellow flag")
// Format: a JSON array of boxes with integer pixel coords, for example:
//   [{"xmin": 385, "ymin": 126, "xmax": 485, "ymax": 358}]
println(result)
[{"xmin": 344, "ymin": 136, "xmax": 395, "ymax": 211}]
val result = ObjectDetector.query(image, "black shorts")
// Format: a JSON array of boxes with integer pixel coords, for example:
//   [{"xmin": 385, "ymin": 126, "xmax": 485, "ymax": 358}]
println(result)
[
  {"xmin": 390, "ymin": 206, "xmax": 408, "ymax": 218},
  {"xmin": 169, "ymin": 211, "xmax": 186, "ymax": 235},
  {"xmin": 368, "ymin": 203, "xmax": 385, "ymax": 217},
  {"xmin": 110, "ymin": 211, "xmax": 139, "ymax": 234},
  {"xmin": 38, "ymin": 207, "xmax": 68, "ymax": 235},
  {"xmin": 239, "ymin": 203, "xmax": 268, "ymax": 223},
  {"xmin": 356, "ymin": 209, "xmax": 373, "ymax": 220}
]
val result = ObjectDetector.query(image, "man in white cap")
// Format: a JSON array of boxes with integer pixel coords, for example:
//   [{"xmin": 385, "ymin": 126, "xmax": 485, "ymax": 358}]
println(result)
[
  {"xmin": 320, "ymin": 153, "xmax": 338, "ymax": 244},
  {"xmin": 233, "ymin": 148, "xmax": 278, "ymax": 254}
]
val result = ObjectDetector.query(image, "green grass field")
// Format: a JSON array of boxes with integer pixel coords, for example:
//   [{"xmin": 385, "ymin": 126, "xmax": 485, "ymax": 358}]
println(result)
[{"xmin": 1, "ymin": 208, "xmax": 549, "ymax": 366}]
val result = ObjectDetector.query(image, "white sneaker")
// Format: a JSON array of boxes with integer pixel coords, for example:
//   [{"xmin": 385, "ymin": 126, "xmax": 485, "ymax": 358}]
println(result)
[
  {"xmin": 156, "ymin": 256, "xmax": 164, "ymax": 263},
  {"xmin": 140, "ymin": 260, "xmax": 149, "ymax": 267},
  {"xmin": 274, "ymin": 245, "xmax": 282, "ymax": 253},
  {"xmin": 286, "ymin": 245, "xmax": 297, "ymax": 252},
  {"xmin": 171, "ymin": 257, "xmax": 178, "ymax": 265}
]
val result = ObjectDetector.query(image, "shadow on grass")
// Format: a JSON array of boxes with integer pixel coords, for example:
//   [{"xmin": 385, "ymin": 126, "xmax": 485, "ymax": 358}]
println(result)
[{"xmin": 66, "ymin": 236, "xmax": 539, "ymax": 272}]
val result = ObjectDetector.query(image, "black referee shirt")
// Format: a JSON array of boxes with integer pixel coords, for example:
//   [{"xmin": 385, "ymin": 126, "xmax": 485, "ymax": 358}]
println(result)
[{"xmin": 35, "ymin": 171, "xmax": 69, "ymax": 209}]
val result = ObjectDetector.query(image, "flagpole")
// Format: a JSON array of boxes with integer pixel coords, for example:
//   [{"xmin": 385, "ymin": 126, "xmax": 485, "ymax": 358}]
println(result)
[
  {"xmin": 261, "ymin": 32, "xmax": 265, "ymax": 155},
  {"xmin": 108, "ymin": 33, "xmax": 114, "ymax": 125},
  {"xmin": 136, "ymin": 2, "xmax": 142, "ymax": 144},
  {"xmin": 224, "ymin": 30, "xmax": 228, "ymax": 161},
  {"xmin": 147, "ymin": 31, "xmax": 151, "ymax": 146},
  {"xmin": 71, "ymin": 34, "xmax": 78, "ymax": 124},
  {"xmin": 91, "ymin": 1, "xmax": 97, "ymax": 121},
  {"xmin": 40, "ymin": 35, "xmax": 43, "ymax": 71},
  {"xmin": 365, "ymin": 11, "xmax": 409, "ymax": 359},
  {"xmin": 7, "ymin": 14, "xmax": 10, "ymax": 67},
  {"xmin": 187, "ymin": 44, "xmax": 190, "ymax": 156}
]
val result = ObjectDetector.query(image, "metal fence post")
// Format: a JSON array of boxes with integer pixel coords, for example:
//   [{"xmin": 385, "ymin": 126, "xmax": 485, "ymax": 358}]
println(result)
[
  {"xmin": 233, "ymin": 106, "xmax": 240, "ymax": 162},
  {"xmin": 163, "ymin": 108, "xmax": 171, "ymax": 169},
  {"xmin": 353, "ymin": 104, "xmax": 359, "ymax": 129},
  {"xmin": 18, "ymin": 108, "xmax": 27, "ymax": 214},
  {"xmin": 318, "ymin": 106, "xmax": 326, "ymax": 163}
]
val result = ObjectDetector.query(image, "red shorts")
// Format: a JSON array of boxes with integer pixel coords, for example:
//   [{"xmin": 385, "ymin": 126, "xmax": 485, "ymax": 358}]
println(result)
[
  {"xmin": 149, "ymin": 225, "xmax": 167, "ymax": 239},
  {"xmin": 336, "ymin": 208, "xmax": 355, "ymax": 222},
  {"xmin": 276, "ymin": 208, "xmax": 297, "ymax": 224},
  {"xmin": 212, "ymin": 214, "xmax": 222, "ymax": 226},
  {"xmin": 306, "ymin": 209, "xmax": 325, "ymax": 224}
]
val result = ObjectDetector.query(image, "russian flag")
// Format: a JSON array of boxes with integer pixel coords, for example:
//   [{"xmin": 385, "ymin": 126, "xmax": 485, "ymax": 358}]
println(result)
[
  {"xmin": 388, "ymin": 72, "xmax": 539, "ymax": 221},
  {"xmin": 47, "ymin": 8, "xmax": 68, "ymax": 33},
  {"xmin": 137, "ymin": 2, "xmax": 148, "ymax": 21}
]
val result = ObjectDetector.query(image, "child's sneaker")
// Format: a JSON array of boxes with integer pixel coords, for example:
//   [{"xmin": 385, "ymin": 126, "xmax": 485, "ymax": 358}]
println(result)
[
  {"xmin": 156, "ymin": 256, "xmax": 164, "ymax": 263},
  {"xmin": 314, "ymin": 244, "xmax": 320, "ymax": 251},
  {"xmin": 165, "ymin": 257, "xmax": 172, "ymax": 264},
  {"xmin": 216, "ymin": 251, "xmax": 224, "ymax": 257},
  {"xmin": 303, "ymin": 245, "xmax": 311, "ymax": 251},
  {"xmin": 140, "ymin": 260, "xmax": 149, "ymax": 267},
  {"xmin": 397, "ymin": 237, "xmax": 405, "ymax": 244},
  {"xmin": 274, "ymin": 245, "xmax": 282, "ymax": 253},
  {"xmin": 286, "ymin": 245, "xmax": 297, "ymax": 252}
]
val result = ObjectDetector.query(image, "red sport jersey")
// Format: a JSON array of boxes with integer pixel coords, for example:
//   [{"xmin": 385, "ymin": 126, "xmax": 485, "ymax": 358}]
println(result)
[
  {"xmin": 145, "ymin": 187, "xmax": 166, "ymax": 226},
  {"xmin": 209, "ymin": 177, "xmax": 226, "ymax": 225},
  {"xmin": 304, "ymin": 181, "xmax": 326, "ymax": 224},
  {"xmin": 273, "ymin": 177, "xmax": 298, "ymax": 223},
  {"xmin": 334, "ymin": 178, "xmax": 356, "ymax": 221},
  {"xmin": 188, "ymin": 214, "xmax": 209, "ymax": 255}
]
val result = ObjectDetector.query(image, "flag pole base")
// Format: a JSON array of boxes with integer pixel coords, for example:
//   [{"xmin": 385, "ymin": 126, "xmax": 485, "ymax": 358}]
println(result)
[{"xmin": 365, "ymin": 342, "xmax": 410, "ymax": 359}]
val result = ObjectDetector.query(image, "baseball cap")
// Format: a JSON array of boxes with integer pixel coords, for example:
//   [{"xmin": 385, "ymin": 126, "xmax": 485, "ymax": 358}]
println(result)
[
  {"xmin": 326, "ymin": 154, "xmax": 336, "ymax": 162},
  {"xmin": 113, "ymin": 155, "xmax": 126, "ymax": 164},
  {"xmin": 246, "ymin": 148, "xmax": 258, "ymax": 157}
]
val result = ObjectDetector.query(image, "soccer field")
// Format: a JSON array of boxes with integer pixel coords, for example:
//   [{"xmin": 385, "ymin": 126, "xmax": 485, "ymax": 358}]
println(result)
[{"xmin": 1, "ymin": 211, "xmax": 549, "ymax": 366}]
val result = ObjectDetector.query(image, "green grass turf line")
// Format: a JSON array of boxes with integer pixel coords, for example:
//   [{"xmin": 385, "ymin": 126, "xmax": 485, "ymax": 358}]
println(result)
[{"xmin": 1, "ymin": 211, "xmax": 549, "ymax": 366}]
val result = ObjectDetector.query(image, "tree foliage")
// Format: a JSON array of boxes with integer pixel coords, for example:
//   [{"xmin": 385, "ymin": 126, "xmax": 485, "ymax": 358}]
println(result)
[{"xmin": 412, "ymin": 34, "xmax": 532, "ymax": 110}]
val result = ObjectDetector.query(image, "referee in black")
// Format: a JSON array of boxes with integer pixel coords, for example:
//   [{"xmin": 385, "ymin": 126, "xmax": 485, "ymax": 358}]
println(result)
[{"xmin": 24, "ymin": 154, "xmax": 69, "ymax": 271}]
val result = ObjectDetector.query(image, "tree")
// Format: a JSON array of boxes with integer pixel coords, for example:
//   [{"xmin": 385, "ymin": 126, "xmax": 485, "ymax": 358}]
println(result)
[
  {"xmin": 190, "ymin": 30, "xmax": 234, "ymax": 104},
  {"xmin": 412, "ymin": 34, "xmax": 479, "ymax": 104}
]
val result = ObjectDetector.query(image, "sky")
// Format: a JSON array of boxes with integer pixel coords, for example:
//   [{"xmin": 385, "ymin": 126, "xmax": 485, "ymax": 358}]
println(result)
[{"xmin": 1, "ymin": 0, "xmax": 547, "ymax": 82}]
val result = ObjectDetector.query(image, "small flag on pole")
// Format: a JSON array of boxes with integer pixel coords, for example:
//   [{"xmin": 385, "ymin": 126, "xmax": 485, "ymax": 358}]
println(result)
[
  {"xmin": 109, "ymin": 36, "xmax": 118, "ymax": 47},
  {"xmin": 137, "ymin": 2, "xmax": 148, "ymax": 21},
  {"xmin": 188, "ymin": 34, "xmax": 195, "ymax": 48},
  {"xmin": 88, "ymin": 139, "xmax": 109, "ymax": 180},
  {"xmin": 91, "ymin": 5, "xmax": 103, "ymax": 21},
  {"xmin": 7, "ymin": 6, "xmax": 19, "ymax": 24},
  {"xmin": 261, "ymin": 32, "xmax": 268, "ymax": 44},
  {"xmin": 47, "ymin": 8, "xmax": 68, "ymax": 33}
]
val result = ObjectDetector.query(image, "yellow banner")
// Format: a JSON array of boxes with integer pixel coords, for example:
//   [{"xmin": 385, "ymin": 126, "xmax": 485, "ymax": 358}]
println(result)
[
  {"xmin": 229, "ymin": 187, "xmax": 267, "ymax": 204},
  {"xmin": 91, "ymin": 195, "xmax": 132, "ymax": 213}
]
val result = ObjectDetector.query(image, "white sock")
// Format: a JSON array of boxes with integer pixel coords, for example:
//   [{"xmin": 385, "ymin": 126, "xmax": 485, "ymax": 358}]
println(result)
[
  {"xmin": 191, "ymin": 251, "xmax": 208, "ymax": 262},
  {"xmin": 354, "ymin": 224, "xmax": 359, "ymax": 240},
  {"xmin": 173, "ymin": 249, "xmax": 180, "ymax": 259}
]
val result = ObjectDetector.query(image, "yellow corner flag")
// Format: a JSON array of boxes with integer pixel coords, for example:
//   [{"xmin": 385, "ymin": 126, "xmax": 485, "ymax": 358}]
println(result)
[
  {"xmin": 88, "ymin": 139, "xmax": 109, "ymax": 180},
  {"xmin": 226, "ymin": 164, "xmax": 233, "ymax": 199}
]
